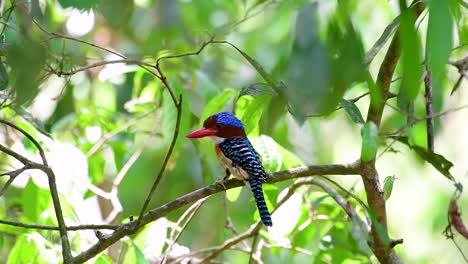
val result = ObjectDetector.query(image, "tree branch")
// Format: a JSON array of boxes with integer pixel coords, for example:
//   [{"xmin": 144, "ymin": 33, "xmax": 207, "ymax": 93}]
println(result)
[
  {"xmin": 0, "ymin": 119, "xmax": 73, "ymax": 263},
  {"xmin": 0, "ymin": 219, "xmax": 118, "ymax": 231},
  {"xmin": 71, "ymin": 161, "xmax": 360, "ymax": 263},
  {"xmin": 361, "ymin": 2, "xmax": 425, "ymax": 263}
]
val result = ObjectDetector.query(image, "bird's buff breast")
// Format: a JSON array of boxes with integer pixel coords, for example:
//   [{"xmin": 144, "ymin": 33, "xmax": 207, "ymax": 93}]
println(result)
[{"xmin": 214, "ymin": 145, "xmax": 249, "ymax": 181}]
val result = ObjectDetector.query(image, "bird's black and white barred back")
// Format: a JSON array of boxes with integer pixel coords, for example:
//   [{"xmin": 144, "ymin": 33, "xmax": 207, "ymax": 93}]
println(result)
[{"xmin": 219, "ymin": 137, "xmax": 272, "ymax": 226}]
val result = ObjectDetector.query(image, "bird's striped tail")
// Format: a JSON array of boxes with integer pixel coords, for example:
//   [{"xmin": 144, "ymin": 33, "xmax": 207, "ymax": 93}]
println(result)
[{"xmin": 248, "ymin": 177, "xmax": 272, "ymax": 227}]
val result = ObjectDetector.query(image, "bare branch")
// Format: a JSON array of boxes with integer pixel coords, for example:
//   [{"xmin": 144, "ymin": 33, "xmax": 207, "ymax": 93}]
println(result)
[{"xmin": 0, "ymin": 219, "xmax": 118, "ymax": 231}]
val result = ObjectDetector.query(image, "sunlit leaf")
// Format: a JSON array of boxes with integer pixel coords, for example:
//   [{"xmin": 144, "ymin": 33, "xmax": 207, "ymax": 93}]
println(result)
[
  {"xmin": 427, "ymin": 0, "xmax": 453, "ymax": 86},
  {"xmin": 398, "ymin": 6, "xmax": 423, "ymax": 108},
  {"xmin": 8, "ymin": 234, "xmax": 50, "ymax": 264},
  {"xmin": 312, "ymin": 194, "xmax": 330, "ymax": 209},
  {"xmin": 340, "ymin": 99, "xmax": 365, "ymax": 124},
  {"xmin": 396, "ymin": 137, "xmax": 455, "ymax": 181},
  {"xmin": 200, "ymin": 88, "xmax": 237, "ymax": 125},
  {"xmin": 88, "ymin": 152, "xmax": 105, "ymax": 184},
  {"xmin": 235, "ymin": 94, "xmax": 271, "ymax": 136},
  {"xmin": 250, "ymin": 135, "xmax": 282, "ymax": 172},
  {"xmin": 250, "ymin": 135, "xmax": 304, "ymax": 171},
  {"xmin": 361, "ymin": 122, "xmax": 379, "ymax": 162},
  {"xmin": 226, "ymin": 187, "xmax": 242, "ymax": 202},
  {"xmin": 383, "ymin": 175, "xmax": 396, "ymax": 201},
  {"xmin": 132, "ymin": 240, "xmax": 149, "ymax": 264},
  {"xmin": 110, "ymin": 140, "xmax": 129, "ymax": 172},
  {"xmin": 94, "ymin": 254, "xmax": 114, "ymax": 264},
  {"xmin": 22, "ymin": 179, "xmax": 51, "ymax": 222}
]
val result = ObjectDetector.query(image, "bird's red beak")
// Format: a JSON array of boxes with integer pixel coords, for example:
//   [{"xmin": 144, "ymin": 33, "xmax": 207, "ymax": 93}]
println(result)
[{"xmin": 186, "ymin": 128, "xmax": 217, "ymax": 139}]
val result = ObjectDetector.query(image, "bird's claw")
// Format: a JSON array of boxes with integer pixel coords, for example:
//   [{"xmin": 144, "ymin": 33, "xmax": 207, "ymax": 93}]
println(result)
[{"xmin": 216, "ymin": 176, "xmax": 228, "ymax": 190}]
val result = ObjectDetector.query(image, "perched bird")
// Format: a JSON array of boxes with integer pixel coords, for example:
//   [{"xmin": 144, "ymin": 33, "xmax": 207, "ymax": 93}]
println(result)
[{"xmin": 186, "ymin": 112, "xmax": 272, "ymax": 227}]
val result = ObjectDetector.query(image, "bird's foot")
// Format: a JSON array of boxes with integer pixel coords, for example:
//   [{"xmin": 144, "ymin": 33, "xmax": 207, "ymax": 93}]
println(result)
[{"xmin": 216, "ymin": 176, "xmax": 229, "ymax": 190}]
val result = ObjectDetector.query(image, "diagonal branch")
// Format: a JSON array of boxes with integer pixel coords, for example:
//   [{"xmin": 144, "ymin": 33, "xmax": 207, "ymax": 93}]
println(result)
[{"xmin": 72, "ymin": 161, "xmax": 360, "ymax": 263}]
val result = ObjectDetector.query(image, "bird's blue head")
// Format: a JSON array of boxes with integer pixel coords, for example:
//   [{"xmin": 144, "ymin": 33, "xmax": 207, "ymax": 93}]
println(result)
[
  {"xmin": 213, "ymin": 112, "xmax": 244, "ymax": 129},
  {"xmin": 186, "ymin": 112, "xmax": 246, "ymax": 139}
]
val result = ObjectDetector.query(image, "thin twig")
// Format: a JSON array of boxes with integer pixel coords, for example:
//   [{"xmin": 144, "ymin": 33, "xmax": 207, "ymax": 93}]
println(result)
[
  {"xmin": 161, "ymin": 197, "xmax": 208, "ymax": 264},
  {"xmin": 248, "ymin": 232, "xmax": 259, "ymax": 264},
  {"xmin": 0, "ymin": 119, "xmax": 72, "ymax": 262},
  {"xmin": 379, "ymin": 104, "xmax": 468, "ymax": 158},
  {"xmin": 135, "ymin": 95, "xmax": 183, "ymax": 227},
  {"xmin": 424, "ymin": 69, "xmax": 434, "ymax": 152},
  {"xmin": 0, "ymin": 219, "xmax": 118, "ymax": 230}
]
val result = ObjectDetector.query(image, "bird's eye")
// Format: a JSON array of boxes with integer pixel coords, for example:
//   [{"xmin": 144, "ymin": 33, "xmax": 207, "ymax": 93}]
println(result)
[{"xmin": 216, "ymin": 124, "xmax": 221, "ymax": 129}]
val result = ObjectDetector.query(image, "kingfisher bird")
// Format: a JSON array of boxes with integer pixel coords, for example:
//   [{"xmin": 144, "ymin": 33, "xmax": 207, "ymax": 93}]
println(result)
[{"xmin": 186, "ymin": 112, "xmax": 273, "ymax": 227}]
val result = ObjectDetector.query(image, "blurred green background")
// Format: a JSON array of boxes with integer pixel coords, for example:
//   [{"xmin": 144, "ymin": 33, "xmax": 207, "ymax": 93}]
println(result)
[{"xmin": 0, "ymin": 0, "xmax": 466, "ymax": 263}]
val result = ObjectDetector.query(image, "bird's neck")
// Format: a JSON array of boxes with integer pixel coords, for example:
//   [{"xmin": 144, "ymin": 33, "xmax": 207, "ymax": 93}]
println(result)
[
  {"xmin": 210, "ymin": 136, "xmax": 226, "ymax": 144},
  {"xmin": 210, "ymin": 136, "xmax": 247, "ymax": 145}
]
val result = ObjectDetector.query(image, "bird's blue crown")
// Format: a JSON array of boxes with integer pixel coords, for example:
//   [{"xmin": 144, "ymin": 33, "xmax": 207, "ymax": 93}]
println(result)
[{"xmin": 215, "ymin": 112, "xmax": 244, "ymax": 129}]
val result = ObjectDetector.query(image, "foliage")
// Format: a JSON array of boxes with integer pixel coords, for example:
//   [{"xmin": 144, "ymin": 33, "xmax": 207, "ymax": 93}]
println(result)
[{"xmin": 0, "ymin": 0, "xmax": 466, "ymax": 263}]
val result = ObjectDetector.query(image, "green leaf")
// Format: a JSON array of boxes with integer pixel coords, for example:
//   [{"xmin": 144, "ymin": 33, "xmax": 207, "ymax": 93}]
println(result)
[
  {"xmin": 426, "ymin": 0, "xmax": 453, "ymax": 85},
  {"xmin": 6, "ymin": 39, "xmax": 46, "ymax": 105},
  {"xmin": 226, "ymin": 187, "xmax": 242, "ymax": 202},
  {"xmin": 200, "ymin": 88, "xmax": 237, "ymax": 125},
  {"xmin": 94, "ymin": 254, "xmax": 114, "ymax": 264},
  {"xmin": 312, "ymin": 195, "xmax": 330, "ymax": 209},
  {"xmin": 110, "ymin": 140, "xmax": 129, "ymax": 172},
  {"xmin": 367, "ymin": 209, "xmax": 390, "ymax": 247},
  {"xmin": 58, "ymin": 0, "xmax": 100, "ymax": 10},
  {"xmin": 398, "ymin": 7, "xmax": 423, "ymax": 107},
  {"xmin": 88, "ymin": 152, "xmax": 106, "ymax": 184},
  {"xmin": 396, "ymin": 137, "xmax": 455, "ymax": 181},
  {"xmin": 360, "ymin": 122, "xmax": 379, "ymax": 162},
  {"xmin": 383, "ymin": 175, "xmax": 396, "ymax": 201},
  {"xmin": 8, "ymin": 234, "xmax": 49, "ymax": 264},
  {"xmin": 250, "ymin": 135, "xmax": 304, "ymax": 171},
  {"xmin": 235, "ymin": 94, "xmax": 271, "ymax": 136},
  {"xmin": 287, "ymin": 2, "xmax": 365, "ymax": 123},
  {"xmin": 287, "ymin": 2, "xmax": 330, "ymax": 123},
  {"xmin": 98, "ymin": 0, "xmax": 133, "ymax": 28},
  {"xmin": 239, "ymin": 83, "xmax": 276, "ymax": 97},
  {"xmin": 21, "ymin": 179, "xmax": 51, "ymax": 222},
  {"xmin": 340, "ymin": 99, "xmax": 365, "ymax": 124},
  {"xmin": 326, "ymin": 14, "xmax": 366, "ymax": 112},
  {"xmin": 250, "ymin": 135, "xmax": 282, "ymax": 172},
  {"xmin": 132, "ymin": 240, "xmax": 148, "ymax": 264}
]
